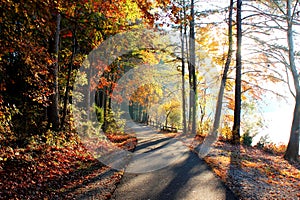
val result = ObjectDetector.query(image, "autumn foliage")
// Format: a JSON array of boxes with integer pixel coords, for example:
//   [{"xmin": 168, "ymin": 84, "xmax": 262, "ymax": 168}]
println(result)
[{"xmin": 1, "ymin": 0, "xmax": 300, "ymax": 199}]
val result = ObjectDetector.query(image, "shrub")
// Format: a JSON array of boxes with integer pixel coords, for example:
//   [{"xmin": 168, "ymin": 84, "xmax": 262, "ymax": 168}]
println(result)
[
  {"xmin": 197, "ymin": 118, "xmax": 212, "ymax": 137},
  {"xmin": 219, "ymin": 123, "xmax": 233, "ymax": 142},
  {"xmin": 104, "ymin": 109, "xmax": 125, "ymax": 134},
  {"xmin": 256, "ymin": 134, "xmax": 270, "ymax": 149},
  {"xmin": 263, "ymin": 142, "xmax": 287, "ymax": 155},
  {"xmin": 242, "ymin": 131, "xmax": 253, "ymax": 147}
]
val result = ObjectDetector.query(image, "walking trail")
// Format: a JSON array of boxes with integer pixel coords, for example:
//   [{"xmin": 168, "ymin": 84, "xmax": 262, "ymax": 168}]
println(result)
[{"xmin": 111, "ymin": 122, "xmax": 237, "ymax": 200}]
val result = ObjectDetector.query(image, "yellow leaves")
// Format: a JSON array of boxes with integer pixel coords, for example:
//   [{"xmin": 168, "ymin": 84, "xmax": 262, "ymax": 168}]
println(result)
[
  {"xmin": 225, "ymin": 79, "xmax": 234, "ymax": 91},
  {"xmin": 162, "ymin": 99, "xmax": 180, "ymax": 112},
  {"xmin": 241, "ymin": 94, "xmax": 247, "ymax": 101},
  {"xmin": 139, "ymin": 50, "xmax": 158, "ymax": 65},
  {"xmin": 207, "ymin": 41, "xmax": 220, "ymax": 52},
  {"xmin": 280, "ymin": 169, "xmax": 300, "ymax": 179},
  {"xmin": 224, "ymin": 114, "xmax": 234, "ymax": 122},
  {"xmin": 130, "ymin": 83, "xmax": 163, "ymax": 106},
  {"xmin": 121, "ymin": 0, "xmax": 143, "ymax": 22}
]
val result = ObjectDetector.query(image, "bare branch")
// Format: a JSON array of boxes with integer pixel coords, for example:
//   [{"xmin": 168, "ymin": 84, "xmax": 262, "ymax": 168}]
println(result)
[{"xmin": 241, "ymin": 80, "xmax": 287, "ymax": 99}]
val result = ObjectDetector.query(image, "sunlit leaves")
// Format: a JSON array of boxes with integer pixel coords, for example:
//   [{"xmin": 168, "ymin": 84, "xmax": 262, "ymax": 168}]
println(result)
[
  {"xmin": 130, "ymin": 83, "xmax": 163, "ymax": 106},
  {"xmin": 203, "ymin": 141, "xmax": 300, "ymax": 199}
]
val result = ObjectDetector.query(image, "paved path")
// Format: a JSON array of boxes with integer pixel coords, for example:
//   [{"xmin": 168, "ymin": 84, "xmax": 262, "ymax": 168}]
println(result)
[{"xmin": 112, "ymin": 123, "xmax": 237, "ymax": 200}]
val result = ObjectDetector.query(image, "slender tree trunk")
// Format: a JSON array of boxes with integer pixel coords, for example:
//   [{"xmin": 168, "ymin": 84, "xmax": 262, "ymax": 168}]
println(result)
[
  {"xmin": 232, "ymin": 0, "xmax": 242, "ymax": 144},
  {"xmin": 48, "ymin": 13, "xmax": 61, "ymax": 131},
  {"xmin": 61, "ymin": 29, "xmax": 77, "ymax": 129},
  {"xmin": 180, "ymin": 0, "xmax": 187, "ymax": 134},
  {"xmin": 183, "ymin": 1, "xmax": 190, "ymax": 131},
  {"xmin": 189, "ymin": 0, "xmax": 197, "ymax": 135},
  {"xmin": 199, "ymin": 88, "xmax": 206, "ymax": 133},
  {"xmin": 132, "ymin": 102, "xmax": 135, "ymax": 121},
  {"xmin": 102, "ymin": 89, "xmax": 108, "ymax": 131},
  {"xmin": 165, "ymin": 112, "xmax": 170, "ymax": 128},
  {"xmin": 211, "ymin": 0, "xmax": 234, "ymax": 137},
  {"xmin": 284, "ymin": 0, "xmax": 300, "ymax": 162}
]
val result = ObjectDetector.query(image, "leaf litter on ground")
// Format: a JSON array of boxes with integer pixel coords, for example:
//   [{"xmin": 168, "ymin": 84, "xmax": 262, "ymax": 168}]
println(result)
[
  {"xmin": 198, "ymin": 140, "xmax": 300, "ymax": 200},
  {"xmin": 0, "ymin": 132, "xmax": 137, "ymax": 200}
]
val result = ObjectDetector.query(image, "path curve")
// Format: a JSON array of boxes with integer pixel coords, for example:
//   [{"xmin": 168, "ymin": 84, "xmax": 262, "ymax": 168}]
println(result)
[{"xmin": 112, "ymin": 123, "xmax": 237, "ymax": 200}]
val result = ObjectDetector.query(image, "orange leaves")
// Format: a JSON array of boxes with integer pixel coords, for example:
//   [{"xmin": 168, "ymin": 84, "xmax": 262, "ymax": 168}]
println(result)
[
  {"xmin": 105, "ymin": 133, "xmax": 137, "ymax": 151},
  {"xmin": 130, "ymin": 83, "xmax": 163, "ymax": 106},
  {"xmin": 104, "ymin": 65, "xmax": 111, "ymax": 72},
  {"xmin": 226, "ymin": 96, "xmax": 235, "ymax": 110},
  {"xmin": 0, "ymin": 140, "xmax": 120, "ymax": 199},
  {"xmin": 99, "ymin": 77, "xmax": 110, "ymax": 88},
  {"xmin": 204, "ymin": 154, "xmax": 230, "ymax": 182},
  {"xmin": 241, "ymin": 160, "xmax": 257, "ymax": 168},
  {"xmin": 171, "ymin": 4, "xmax": 181, "ymax": 15},
  {"xmin": 202, "ymin": 141, "xmax": 300, "ymax": 199}
]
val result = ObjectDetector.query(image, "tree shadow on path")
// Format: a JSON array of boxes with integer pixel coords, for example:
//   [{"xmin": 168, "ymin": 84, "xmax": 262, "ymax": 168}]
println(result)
[
  {"xmin": 156, "ymin": 151, "xmax": 238, "ymax": 200},
  {"xmin": 113, "ymin": 133, "xmax": 238, "ymax": 200},
  {"xmin": 226, "ymin": 144, "xmax": 241, "ymax": 200}
]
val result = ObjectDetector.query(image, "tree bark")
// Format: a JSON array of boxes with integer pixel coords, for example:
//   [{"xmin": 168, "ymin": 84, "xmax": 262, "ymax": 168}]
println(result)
[
  {"xmin": 189, "ymin": 0, "xmax": 197, "ymax": 135},
  {"xmin": 232, "ymin": 0, "xmax": 242, "ymax": 144},
  {"xmin": 180, "ymin": 0, "xmax": 187, "ymax": 134},
  {"xmin": 284, "ymin": 0, "xmax": 299, "ymax": 162},
  {"xmin": 48, "ymin": 13, "xmax": 61, "ymax": 131}
]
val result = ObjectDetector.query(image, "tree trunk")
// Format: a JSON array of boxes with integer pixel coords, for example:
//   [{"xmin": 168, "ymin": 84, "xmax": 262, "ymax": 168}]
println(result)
[
  {"xmin": 189, "ymin": 0, "xmax": 197, "ymax": 135},
  {"xmin": 180, "ymin": 0, "xmax": 187, "ymax": 133},
  {"xmin": 184, "ymin": 1, "xmax": 190, "ymax": 131},
  {"xmin": 48, "ymin": 13, "xmax": 61, "ymax": 131},
  {"xmin": 61, "ymin": 29, "xmax": 77, "ymax": 129},
  {"xmin": 232, "ymin": 0, "xmax": 242, "ymax": 144},
  {"xmin": 165, "ymin": 112, "xmax": 171, "ymax": 128},
  {"xmin": 199, "ymin": 88, "xmax": 206, "ymax": 133},
  {"xmin": 285, "ymin": 97, "xmax": 300, "ymax": 161},
  {"xmin": 211, "ymin": 0, "xmax": 234, "ymax": 137},
  {"xmin": 101, "ymin": 89, "xmax": 107, "ymax": 130},
  {"xmin": 284, "ymin": 0, "xmax": 300, "ymax": 162}
]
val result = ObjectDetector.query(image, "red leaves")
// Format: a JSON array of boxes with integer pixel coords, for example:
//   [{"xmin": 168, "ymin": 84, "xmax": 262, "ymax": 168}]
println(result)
[
  {"xmin": 105, "ymin": 133, "xmax": 137, "ymax": 151},
  {"xmin": 0, "ymin": 143, "xmax": 100, "ymax": 199},
  {"xmin": 0, "ymin": 130, "xmax": 136, "ymax": 198},
  {"xmin": 62, "ymin": 31, "xmax": 73, "ymax": 38}
]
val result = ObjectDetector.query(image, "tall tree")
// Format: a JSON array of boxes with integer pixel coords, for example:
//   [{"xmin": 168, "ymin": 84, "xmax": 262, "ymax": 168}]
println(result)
[
  {"xmin": 180, "ymin": 0, "xmax": 187, "ymax": 133},
  {"xmin": 189, "ymin": 0, "xmax": 197, "ymax": 135},
  {"xmin": 61, "ymin": 27, "xmax": 77, "ymax": 129},
  {"xmin": 211, "ymin": 0, "xmax": 234, "ymax": 137},
  {"xmin": 232, "ymin": 0, "xmax": 242, "ymax": 144},
  {"xmin": 284, "ymin": 0, "xmax": 300, "ymax": 162},
  {"xmin": 47, "ymin": 12, "xmax": 61, "ymax": 131},
  {"xmin": 244, "ymin": 0, "xmax": 299, "ymax": 161}
]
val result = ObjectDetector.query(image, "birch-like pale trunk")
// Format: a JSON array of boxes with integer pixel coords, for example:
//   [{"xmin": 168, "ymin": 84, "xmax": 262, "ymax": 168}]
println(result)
[
  {"xmin": 211, "ymin": 0, "xmax": 234, "ymax": 137},
  {"xmin": 180, "ymin": 0, "xmax": 187, "ymax": 133},
  {"xmin": 284, "ymin": 0, "xmax": 300, "ymax": 162}
]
